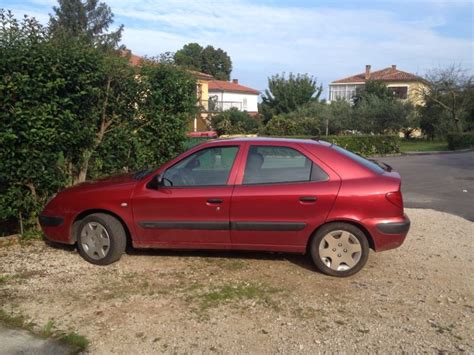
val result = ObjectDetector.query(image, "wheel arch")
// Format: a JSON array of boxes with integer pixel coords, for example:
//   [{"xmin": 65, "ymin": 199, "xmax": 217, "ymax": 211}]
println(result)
[
  {"xmin": 306, "ymin": 219, "xmax": 375, "ymax": 253},
  {"xmin": 72, "ymin": 209, "xmax": 133, "ymax": 249}
]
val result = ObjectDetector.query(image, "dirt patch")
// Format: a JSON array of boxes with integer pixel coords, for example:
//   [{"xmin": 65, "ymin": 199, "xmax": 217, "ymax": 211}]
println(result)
[{"xmin": 0, "ymin": 208, "xmax": 473, "ymax": 353}]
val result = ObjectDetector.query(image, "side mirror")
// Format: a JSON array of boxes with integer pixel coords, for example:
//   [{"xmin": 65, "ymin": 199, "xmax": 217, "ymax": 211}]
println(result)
[{"xmin": 147, "ymin": 174, "xmax": 164, "ymax": 190}]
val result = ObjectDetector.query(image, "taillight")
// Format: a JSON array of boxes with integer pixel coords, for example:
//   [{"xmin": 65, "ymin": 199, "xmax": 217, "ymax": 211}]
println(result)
[{"xmin": 386, "ymin": 191, "xmax": 403, "ymax": 208}]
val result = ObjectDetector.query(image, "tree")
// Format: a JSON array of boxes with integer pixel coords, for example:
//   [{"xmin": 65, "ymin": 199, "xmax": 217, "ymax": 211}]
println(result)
[
  {"xmin": 353, "ymin": 80, "xmax": 395, "ymax": 106},
  {"xmin": 174, "ymin": 43, "xmax": 232, "ymax": 80},
  {"xmin": 419, "ymin": 65, "xmax": 473, "ymax": 133},
  {"xmin": 260, "ymin": 73, "xmax": 323, "ymax": 123},
  {"xmin": 49, "ymin": 0, "xmax": 123, "ymax": 48},
  {"xmin": 210, "ymin": 108, "xmax": 259, "ymax": 136},
  {"xmin": 353, "ymin": 95, "xmax": 415, "ymax": 134}
]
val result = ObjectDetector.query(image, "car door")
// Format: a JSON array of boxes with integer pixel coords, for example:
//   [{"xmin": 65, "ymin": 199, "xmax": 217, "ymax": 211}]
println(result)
[
  {"xmin": 230, "ymin": 142, "xmax": 341, "ymax": 252},
  {"xmin": 132, "ymin": 145, "xmax": 241, "ymax": 248}
]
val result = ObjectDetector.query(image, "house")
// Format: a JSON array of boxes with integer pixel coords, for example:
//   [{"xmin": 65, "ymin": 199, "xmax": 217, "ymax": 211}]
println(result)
[
  {"xmin": 121, "ymin": 50, "xmax": 215, "ymax": 133},
  {"xmin": 207, "ymin": 79, "xmax": 260, "ymax": 116},
  {"xmin": 329, "ymin": 65, "xmax": 426, "ymax": 105}
]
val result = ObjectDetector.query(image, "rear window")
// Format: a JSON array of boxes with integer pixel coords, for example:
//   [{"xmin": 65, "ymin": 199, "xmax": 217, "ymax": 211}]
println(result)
[{"xmin": 331, "ymin": 145, "xmax": 384, "ymax": 174}]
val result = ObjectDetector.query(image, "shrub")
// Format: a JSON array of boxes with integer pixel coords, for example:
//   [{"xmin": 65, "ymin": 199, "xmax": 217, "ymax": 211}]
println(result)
[
  {"xmin": 262, "ymin": 115, "xmax": 301, "ymax": 136},
  {"xmin": 447, "ymin": 132, "xmax": 474, "ymax": 150},
  {"xmin": 260, "ymin": 135, "xmax": 400, "ymax": 156},
  {"xmin": 210, "ymin": 108, "xmax": 259, "ymax": 136},
  {"xmin": 326, "ymin": 135, "xmax": 400, "ymax": 156}
]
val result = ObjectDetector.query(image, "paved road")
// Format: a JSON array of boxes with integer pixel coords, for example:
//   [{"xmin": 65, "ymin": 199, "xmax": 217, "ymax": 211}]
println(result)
[
  {"xmin": 381, "ymin": 151, "xmax": 474, "ymax": 221},
  {"xmin": 0, "ymin": 324, "xmax": 72, "ymax": 354}
]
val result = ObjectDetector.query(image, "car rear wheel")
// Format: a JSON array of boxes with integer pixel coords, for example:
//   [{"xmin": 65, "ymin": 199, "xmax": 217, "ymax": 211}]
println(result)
[
  {"xmin": 77, "ymin": 213, "xmax": 126, "ymax": 265},
  {"xmin": 310, "ymin": 222, "xmax": 369, "ymax": 277}
]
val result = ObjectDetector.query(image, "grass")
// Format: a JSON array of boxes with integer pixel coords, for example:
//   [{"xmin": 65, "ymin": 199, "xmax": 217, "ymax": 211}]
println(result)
[
  {"xmin": 399, "ymin": 139, "xmax": 449, "ymax": 153},
  {"xmin": 59, "ymin": 332, "xmax": 90, "ymax": 350},
  {"xmin": 193, "ymin": 281, "xmax": 283, "ymax": 314},
  {"xmin": 0, "ymin": 309, "xmax": 89, "ymax": 352}
]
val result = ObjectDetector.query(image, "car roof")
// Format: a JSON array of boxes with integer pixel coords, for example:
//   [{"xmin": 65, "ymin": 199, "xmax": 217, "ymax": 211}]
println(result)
[{"xmin": 202, "ymin": 137, "xmax": 333, "ymax": 147}]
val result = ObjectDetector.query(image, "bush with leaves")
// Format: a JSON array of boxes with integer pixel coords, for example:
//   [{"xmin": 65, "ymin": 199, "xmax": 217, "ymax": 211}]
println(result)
[
  {"xmin": 210, "ymin": 108, "xmax": 259, "ymax": 136},
  {"xmin": 0, "ymin": 10, "xmax": 197, "ymax": 231}
]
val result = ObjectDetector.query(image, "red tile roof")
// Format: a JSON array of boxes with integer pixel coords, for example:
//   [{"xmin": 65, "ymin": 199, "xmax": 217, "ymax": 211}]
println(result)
[
  {"xmin": 208, "ymin": 80, "xmax": 260, "ymax": 95},
  {"xmin": 121, "ymin": 50, "xmax": 214, "ymax": 80},
  {"xmin": 188, "ymin": 70, "xmax": 214, "ymax": 81},
  {"xmin": 332, "ymin": 66, "xmax": 423, "ymax": 84}
]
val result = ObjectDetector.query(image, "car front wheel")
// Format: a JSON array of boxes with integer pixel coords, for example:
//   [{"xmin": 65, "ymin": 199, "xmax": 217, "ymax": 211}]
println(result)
[
  {"xmin": 310, "ymin": 222, "xmax": 369, "ymax": 277},
  {"xmin": 77, "ymin": 213, "xmax": 126, "ymax": 265}
]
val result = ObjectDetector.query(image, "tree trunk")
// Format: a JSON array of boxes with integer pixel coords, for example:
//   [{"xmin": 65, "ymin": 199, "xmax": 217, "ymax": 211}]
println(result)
[
  {"xmin": 25, "ymin": 183, "xmax": 41, "ymax": 230},
  {"xmin": 74, "ymin": 77, "xmax": 112, "ymax": 184}
]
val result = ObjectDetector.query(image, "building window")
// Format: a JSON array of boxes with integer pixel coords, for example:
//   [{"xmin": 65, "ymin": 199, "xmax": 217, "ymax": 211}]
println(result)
[
  {"xmin": 330, "ymin": 85, "xmax": 363, "ymax": 102},
  {"xmin": 243, "ymin": 97, "xmax": 248, "ymax": 111},
  {"xmin": 389, "ymin": 86, "xmax": 408, "ymax": 99}
]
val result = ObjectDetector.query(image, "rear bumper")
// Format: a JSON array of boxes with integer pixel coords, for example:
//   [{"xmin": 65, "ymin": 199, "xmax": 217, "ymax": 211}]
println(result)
[
  {"xmin": 376, "ymin": 219, "xmax": 411, "ymax": 235},
  {"xmin": 362, "ymin": 214, "xmax": 410, "ymax": 252}
]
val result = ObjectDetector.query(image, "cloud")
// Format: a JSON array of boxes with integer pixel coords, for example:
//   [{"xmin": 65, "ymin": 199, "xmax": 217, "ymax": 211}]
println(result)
[{"xmin": 5, "ymin": 0, "xmax": 474, "ymax": 95}]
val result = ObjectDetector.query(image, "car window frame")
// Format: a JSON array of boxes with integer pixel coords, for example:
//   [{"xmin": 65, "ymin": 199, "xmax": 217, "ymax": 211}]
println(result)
[
  {"xmin": 241, "ymin": 144, "xmax": 329, "ymax": 186},
  {"xmin": 156, "ymin": 145, "xmax": 241, "ymax": 189}
]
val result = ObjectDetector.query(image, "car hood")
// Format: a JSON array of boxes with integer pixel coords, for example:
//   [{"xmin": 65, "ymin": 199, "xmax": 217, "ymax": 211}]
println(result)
[{"xmin": 63, "ymin": 173, "xmax": 138, "ymax": 194}]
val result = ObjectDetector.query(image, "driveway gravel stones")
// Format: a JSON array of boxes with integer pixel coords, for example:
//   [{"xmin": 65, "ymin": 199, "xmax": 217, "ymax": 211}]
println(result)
[{"xmin": 0, "ymin": 208, "xmax": 472, "ymax": 354}]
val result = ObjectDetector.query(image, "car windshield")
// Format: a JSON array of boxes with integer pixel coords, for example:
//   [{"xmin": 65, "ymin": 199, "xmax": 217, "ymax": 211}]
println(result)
[{"xmin": 331, "ymin": 145, "xmax": 385, "ymax": 174}]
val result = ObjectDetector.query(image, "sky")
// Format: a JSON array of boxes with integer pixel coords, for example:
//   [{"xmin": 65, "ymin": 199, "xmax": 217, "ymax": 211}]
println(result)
[{"xmin": 2, "ymin": 0, "xmax": 473, "ymax": 97}]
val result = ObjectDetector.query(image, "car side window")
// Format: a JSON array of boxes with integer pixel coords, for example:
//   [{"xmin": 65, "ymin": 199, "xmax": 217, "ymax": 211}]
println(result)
[
  {"xmin": 243, "ymin": 146, "xmax": 328, "ymax": 185},
  {"xmin": 163, "ymin": 146, "xmax": 239, "ymax": 187}
]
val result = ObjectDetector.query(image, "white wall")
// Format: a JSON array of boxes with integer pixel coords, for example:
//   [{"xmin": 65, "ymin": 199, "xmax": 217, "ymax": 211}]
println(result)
[{"xmin": 208, "ymin": 91, "xmax": 259, "ymax": 112}]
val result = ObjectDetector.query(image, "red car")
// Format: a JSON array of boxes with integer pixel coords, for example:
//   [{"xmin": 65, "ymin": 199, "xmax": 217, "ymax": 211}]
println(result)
[{"xmin": 40, "ymin": 138, "xmax": 410, "ymax": 277}]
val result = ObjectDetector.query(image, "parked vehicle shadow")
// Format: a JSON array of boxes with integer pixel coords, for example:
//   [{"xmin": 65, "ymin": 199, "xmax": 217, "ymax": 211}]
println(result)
[
  {"xmin": 126, "ymin": 247, "xmax": 317, "ymax": 272},
  {"xmin": 42, "ymin": 238, "xmax": 317, "ymax": 272}
]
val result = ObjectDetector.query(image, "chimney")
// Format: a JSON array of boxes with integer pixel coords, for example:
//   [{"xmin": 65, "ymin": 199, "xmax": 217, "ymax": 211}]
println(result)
[
  {"xmin": 391, "ymin": 64, "xmax": 397, "ymax": 70},
  {"xmin": 365, "ymin": 65, "xmax": 371, "ymax": 80},
  {"xmin": 232, "ymin": 79, "xmax": 238, "ymax": 84}
]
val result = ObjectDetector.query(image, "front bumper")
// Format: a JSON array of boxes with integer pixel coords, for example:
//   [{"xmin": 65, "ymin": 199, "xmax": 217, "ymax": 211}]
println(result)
[
  {"xmin": 39, "ymin": 215, "xmax": 64, "ymax": 227},
  {"xmin": 362, "ymin": 214, "xmax": 411, "ymax": 252},
  {"xmin": 39, "ymin": 213, "xmax": 74, "ymax": 245}
]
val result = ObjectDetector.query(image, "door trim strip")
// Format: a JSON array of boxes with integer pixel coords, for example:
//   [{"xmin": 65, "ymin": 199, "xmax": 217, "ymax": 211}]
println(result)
[{"xmin": 138, "ymin": 221, "xmax": 307, "ymax": 231}]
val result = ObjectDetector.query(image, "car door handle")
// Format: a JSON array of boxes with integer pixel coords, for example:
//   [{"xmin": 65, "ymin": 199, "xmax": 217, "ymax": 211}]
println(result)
[
  {"xmin": 299, "ymin": 196, "xmax": 317, "ymax": 203},
  {"xmin": 207, "ymin": 198, "xmax": 223, "ymax": 204}
]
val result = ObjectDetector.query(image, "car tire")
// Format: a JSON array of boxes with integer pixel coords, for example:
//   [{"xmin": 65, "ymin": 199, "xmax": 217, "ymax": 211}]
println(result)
[
  {"xmin": 76, "ymin": 213, "xmax": 126, "ymax": 265},
  {"xmin": 310, "ymin": 222, "xmax": 369, "ymax": 277}
]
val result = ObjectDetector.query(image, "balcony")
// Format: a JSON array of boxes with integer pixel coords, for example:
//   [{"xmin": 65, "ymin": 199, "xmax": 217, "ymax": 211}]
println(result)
[{"xmin": 199, "ymin": 100, "xmax": 244, "ymax": 113}]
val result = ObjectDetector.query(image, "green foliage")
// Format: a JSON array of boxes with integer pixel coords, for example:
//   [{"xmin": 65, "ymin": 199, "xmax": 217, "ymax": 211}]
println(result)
[
  {"xmin": 0, "ymin": 11, "xmax": 197, "ymax": 229},
  {"xmin": 260, "ymin": 73, "xmax": 323, "ymax": 122},
  {"xmin": 352, "ymin": 94, "xmax": 416, "ymax": 134},
  {"xmin": 446, "ymin": 132, "xmax": 474, "ymax": 150},
  {"xmin": 353, "ymin": 80, "xmax": 395, "ymax": 106},
  {"xmin": 263, "ymin": 115, "xmax": 312, "ymax": 136},
  {"xmin": 59, "ymin": 331, "xmax": 89, "ymax": 350},
  {"xmin": 174, "ymin": 42, "xmax": 232, "ymax": 80},
  {"xmin": 260, "ymin": 135, "xmax": 400, "ymax": 156},
  {"xmin": 326, "ymin": 135, "xmax": 400, "ymax": 155},
  {"xmin": 49, "ymin": 0, "xmax": 123, "ymax": 48},
  {"xmin": 210, "ymin": 108, "xmax": 259, "ymax": 136}
]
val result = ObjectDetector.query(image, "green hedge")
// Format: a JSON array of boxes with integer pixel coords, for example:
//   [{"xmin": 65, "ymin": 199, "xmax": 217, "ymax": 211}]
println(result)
[
  {"xmin": 185, "ymin": 135, "xmax": 400, "ymax": 156},
  {"xmin": 184, "ymin": 137, "xmax": 211, "ymax": 150},
  {"xmin": 263, "ymin": 135, "xmax": 400, "ymax": 156},
  {"xmin": 447, "ymin": 132, "xmax": 474, "ymax": 150}
]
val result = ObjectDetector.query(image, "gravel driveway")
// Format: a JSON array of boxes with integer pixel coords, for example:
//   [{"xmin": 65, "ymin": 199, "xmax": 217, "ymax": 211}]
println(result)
[{"xmin": 0, "ymin": 208, "xmax": 473, "ymax": 354}]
